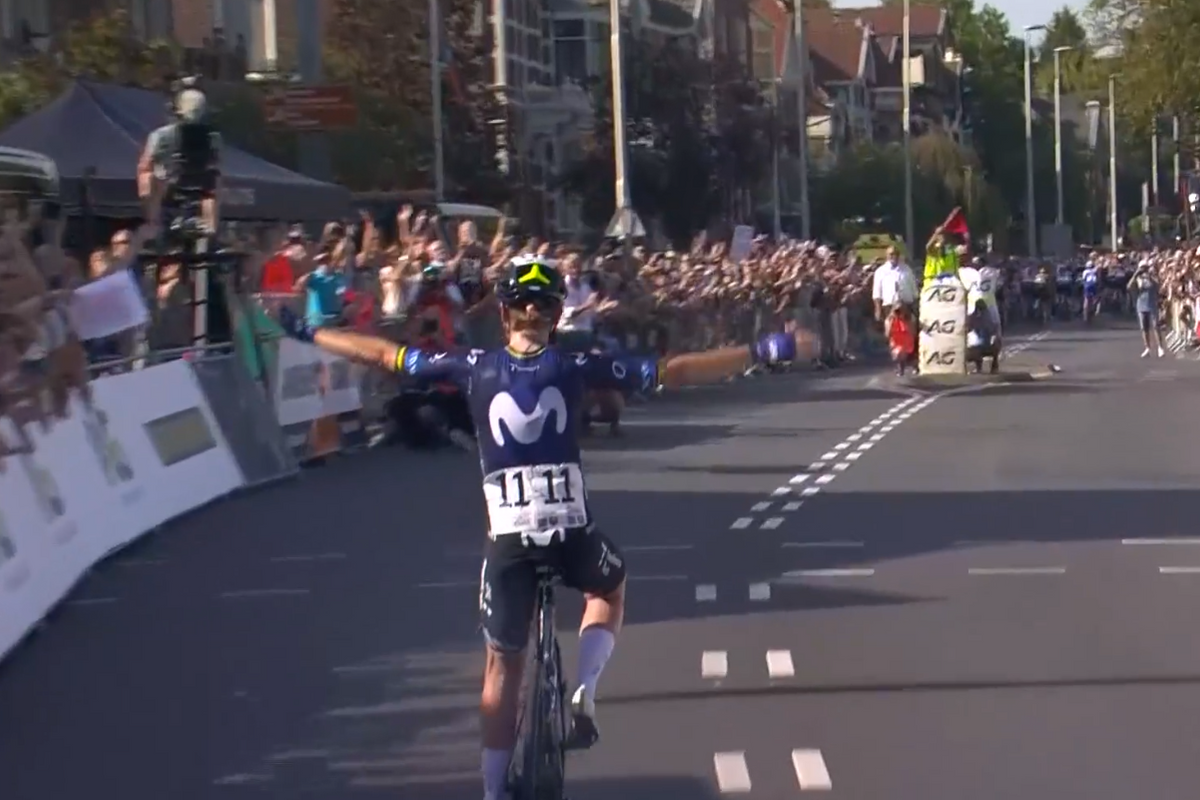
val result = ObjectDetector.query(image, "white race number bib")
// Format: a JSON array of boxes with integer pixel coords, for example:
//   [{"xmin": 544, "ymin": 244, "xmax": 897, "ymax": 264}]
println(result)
[{"xmin": 483, "ymin": 463, "xmax": 589, "ymax": 535}]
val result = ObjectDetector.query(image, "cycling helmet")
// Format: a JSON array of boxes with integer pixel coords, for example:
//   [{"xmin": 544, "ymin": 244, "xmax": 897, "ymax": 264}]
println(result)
[{"xmin": 495, "ymin": 255, "xmax": 567, "ymax": 307}]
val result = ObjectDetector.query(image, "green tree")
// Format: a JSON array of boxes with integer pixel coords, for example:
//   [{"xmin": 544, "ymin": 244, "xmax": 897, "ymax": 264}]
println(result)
[
  {"xmin": 560, "ymin": 38, "xmax": 767, "ymax": 244},
  {"xmin": 324, "ymin": 0, "xmax": 509, "ymax": 197},
  {"xmin": 1114, "ymin": 0, "xmax": 1200, "ymax": 132},
  {"xmin": 1034, "ymin": 6, "xmax": 1092, "ymax": 96},
  {"xmin": 0, "ymin": 8, "xmax": 179, "ymax": 131},
  {"xmin": 324, "ymin": 0, "xmax": 432, "ymax": 190},
  {"xmin": 1082, "ymin": 0, "xmax": 1142, "ymax": 52}
]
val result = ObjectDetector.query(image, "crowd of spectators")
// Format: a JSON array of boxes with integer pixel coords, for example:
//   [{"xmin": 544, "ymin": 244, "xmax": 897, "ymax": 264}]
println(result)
[{"xmin": 246, "ymin": 207, "xmax": 882, "ymax": 368}]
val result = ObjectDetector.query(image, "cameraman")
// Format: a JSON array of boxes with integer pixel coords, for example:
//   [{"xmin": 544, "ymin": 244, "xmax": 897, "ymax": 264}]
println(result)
[{"xmin": 137, "ymin": 82, "xmax": 221, "ymax": 238}]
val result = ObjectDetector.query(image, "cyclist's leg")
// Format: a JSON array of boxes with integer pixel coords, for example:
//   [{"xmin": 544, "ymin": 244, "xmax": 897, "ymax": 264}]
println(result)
[
  {"xmin": 559, "ymin": 527, "xmax": 627, "ymax": 747},
  {"xmin": 479, "ymin": 535, "xmax": 539, "ymax": 799}
]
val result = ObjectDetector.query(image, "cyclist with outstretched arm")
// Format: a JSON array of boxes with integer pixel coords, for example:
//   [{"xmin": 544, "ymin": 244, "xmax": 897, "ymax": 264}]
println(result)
[
  {"xmin": 276, "ymin": 254, "xmax": 799, "ymax": 799},
  {"xmin": 280, "ymin": 256, "xmax": 640, "ymax": 800}
]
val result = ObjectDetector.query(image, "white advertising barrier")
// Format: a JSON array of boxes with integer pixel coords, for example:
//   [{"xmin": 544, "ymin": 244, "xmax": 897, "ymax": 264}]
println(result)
[
  {"xmin": 0, "ymin": 359, "xmax": 245, "ymax": 661},
  {"xmin": 273, "ymin": 338, "xmax": 362, "ymax": 427},
  {"xmin": 918, "ymin": 277, "xmax": 968, "ymax": 375},
  {"xmin": 89, "ymin": 359, "xmax": 244, "ymax": 541}
]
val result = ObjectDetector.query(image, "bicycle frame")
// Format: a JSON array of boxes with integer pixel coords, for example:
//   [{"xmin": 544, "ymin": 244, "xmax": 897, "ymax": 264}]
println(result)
[{"xmin": 511, "ymin": 574, "xmax": 568, "ymax": 800}]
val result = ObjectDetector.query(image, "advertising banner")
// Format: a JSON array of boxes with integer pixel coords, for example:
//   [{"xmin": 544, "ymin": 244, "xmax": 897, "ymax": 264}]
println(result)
[
  {"xmin": 918, "ymin": 278, "xmax": 967, "ymax": 375},
  {"xmin": 89, "ymin": 361, "xmax": 244, "ymax": 538},
  {"xmin": 273, "ymin": 338, "xmax": 362, "ymax": 427},
  {"xmin": 0, "ymin": 418, "xmax": 48, "ymax": 661}
]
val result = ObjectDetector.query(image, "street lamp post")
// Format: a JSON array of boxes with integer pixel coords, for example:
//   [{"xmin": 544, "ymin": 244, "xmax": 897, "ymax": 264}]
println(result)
[
  {"xmin": 902, "ymin": 0, "xmax": 914, "ymax": 258},
  {"xmin": 1149, "ymin": 114, "xmax": 1159, "ymax": 207},
  {"xmin": 789, "ymin": 1, "xmax": 810, "ymax": 240},
  {"xmin": 603, "ymin": 0, "xmax": 643, "ymax": 243},
  {"xmin": 769, "ymin": 79, "xmax": 782, "ymax": 239},
  {"xmin": 1108, "ymin": 75, "xmax": 1118, "ymax": 249},
  {"xmin": 1173, "ymin": 116, "xmax": 1181, "ymax": 201},
  {"xmin": 1023, "ymin": 24, "xmax": 1045, "ymax": 256},
  {"xmin": 429, "ymin": 0, "xmax": 445, "ymax": 201},
  {"xmin": 1053, "ymin": 45, "xmax": 1072, "ymax": 226}
]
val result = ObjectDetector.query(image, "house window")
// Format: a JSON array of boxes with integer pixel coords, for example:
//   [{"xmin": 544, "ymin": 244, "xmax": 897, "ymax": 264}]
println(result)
[
  {"xmin": 554, "ymin": 18, "xmax": 587, "ymax": 84},
  {"xmin": 750, "ymin": 19, "xmax": 773, "ymax": 81}
]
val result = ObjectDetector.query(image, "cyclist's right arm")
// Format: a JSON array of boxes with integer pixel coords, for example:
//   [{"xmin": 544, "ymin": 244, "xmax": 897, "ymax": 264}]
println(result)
[{"xmin": 308, "ymin": 327, "xmax": 471, "ymax": 384}]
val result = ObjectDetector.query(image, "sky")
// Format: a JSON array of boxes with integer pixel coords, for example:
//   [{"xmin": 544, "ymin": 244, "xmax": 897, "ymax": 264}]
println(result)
[{"xmin": 833, "ymin": 0, "xmax": 1088, "ymax": 36}]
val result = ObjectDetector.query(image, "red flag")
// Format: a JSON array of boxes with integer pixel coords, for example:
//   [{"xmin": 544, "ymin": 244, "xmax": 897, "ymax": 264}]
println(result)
[
  {"xmin": 260, "ymin": 254, "xmax": 294, "ymax": 293},
  {"xmin": 943, "ymin": 208, "xmax": 969, "ymax": 237}
]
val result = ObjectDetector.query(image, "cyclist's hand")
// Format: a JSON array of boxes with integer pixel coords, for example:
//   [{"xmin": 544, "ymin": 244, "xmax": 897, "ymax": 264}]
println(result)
[{"xmin": 279, "ymin": 306, "xmax": 315, "ymax": 343}]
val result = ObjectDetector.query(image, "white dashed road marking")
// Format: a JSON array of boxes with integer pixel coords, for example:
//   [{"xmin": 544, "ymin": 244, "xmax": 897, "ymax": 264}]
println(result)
[
  {"xmin": 695, "ymin": 584, "xmax": 717, "ymax": 601},
  {"xmin": 702, "ymin": 650, "xmax": 729, "ymax": 679},
  {"xmin": 761, "ymin": 517, "xmax": 785, "ymax": 530},
  {"xmin": 792, "ymin": 749, "xmax": 833, "ymax": 791},
  {"xmin": 714, "ymin": 752, "xmax": 753, "ymax": 793},
  {"xmin": 967, "ymin": 567, "xmax": 1066, "ymax": 576},
  {"xmin": 784, "ymin": 568, "xmax": 875, "ymax": 578},
  {"xmin": 749, "ymin": 582, "xmax": 771, "ymax": 601},
  {"xmin": 766, "ymin": 649, "xmax": 795, "ymax": 678},
  {"xmin": 1123, "ymin": 538, "xmax": 1200, "ymax": 546},
  {"xmin": 730, "ymin": 518, "xmax": 754, "ymax": 530},
  {"xmin": 1159, "ymin": 566, "xmax": 1200, "ymax": 574},
  {"xmin": 781, "ymin": 540, "xmax": 863, "ymax": 549},
  {"xmin": 1002, "ymin": 329, "xmax": 1051, "ymax": 357}
]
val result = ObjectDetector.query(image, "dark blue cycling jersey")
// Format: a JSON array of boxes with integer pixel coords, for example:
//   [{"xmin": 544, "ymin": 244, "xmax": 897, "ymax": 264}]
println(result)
[{"xmin": 395, "ymin": 344, "xmax": 636, "ymax": 474}]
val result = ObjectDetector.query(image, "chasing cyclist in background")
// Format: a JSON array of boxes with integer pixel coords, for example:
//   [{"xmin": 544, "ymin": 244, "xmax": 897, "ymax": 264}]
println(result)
[
  {"xmin": 1081, "ymin": 260, "xmax": 1101, "ymax": 322},
  {"xmin": 276, "ymin": 256, "xmax": 628, "ymax": 800}
]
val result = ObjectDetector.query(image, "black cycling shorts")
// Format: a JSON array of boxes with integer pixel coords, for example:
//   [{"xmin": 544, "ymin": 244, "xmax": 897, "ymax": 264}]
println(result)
[{"xmin": 480, "ymin": 527, "xmax": 627, "ymax": 652}]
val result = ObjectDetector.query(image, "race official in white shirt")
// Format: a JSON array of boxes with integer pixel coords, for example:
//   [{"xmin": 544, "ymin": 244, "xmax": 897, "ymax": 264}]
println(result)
[{"xmin": 872, "ymin": 247, "xmax": 919, "ymax": 321}]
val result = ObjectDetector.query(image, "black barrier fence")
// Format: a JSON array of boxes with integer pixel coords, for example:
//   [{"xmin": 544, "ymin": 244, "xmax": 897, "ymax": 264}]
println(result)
[{"xmin": 190, "ymin": 353, "xmax": 299, "ymax": 487}]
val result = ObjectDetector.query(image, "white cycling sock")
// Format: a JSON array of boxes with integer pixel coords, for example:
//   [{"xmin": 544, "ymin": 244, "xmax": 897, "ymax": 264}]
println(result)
[
  {"xmin": 576, "ymin": 625, "xmax": 616, "ymax": 704},
  {"xmin": 482, "ymin": 748, "xmax": 511, "ymax": 798}
]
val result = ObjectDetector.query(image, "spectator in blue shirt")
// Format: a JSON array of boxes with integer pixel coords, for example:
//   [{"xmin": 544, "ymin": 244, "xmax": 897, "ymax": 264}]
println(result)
[{"xmin": 299, "ymin": 259, "xmax": 346, "ymax": 328}]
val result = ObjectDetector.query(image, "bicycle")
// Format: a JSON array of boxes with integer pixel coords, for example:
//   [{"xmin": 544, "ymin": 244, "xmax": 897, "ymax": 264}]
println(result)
[{"xmin": 509, "ymin": 565, "xmax": 569, "ymax": 800}]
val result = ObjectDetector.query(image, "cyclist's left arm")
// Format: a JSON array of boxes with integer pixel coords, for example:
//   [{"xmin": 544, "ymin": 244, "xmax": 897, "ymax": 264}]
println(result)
[{"xmin": 573, "ymin": 351, "xmax": 655, "ymax": 394}]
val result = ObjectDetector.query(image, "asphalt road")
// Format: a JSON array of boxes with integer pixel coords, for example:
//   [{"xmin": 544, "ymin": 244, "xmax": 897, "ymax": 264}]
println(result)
[{"xmin": 5, "ymin": 321, "xmax": 1200, "ymax": 799}]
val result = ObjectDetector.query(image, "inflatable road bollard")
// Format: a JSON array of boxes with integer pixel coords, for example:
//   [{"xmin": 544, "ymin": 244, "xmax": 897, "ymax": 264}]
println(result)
[{"xmin": 918, "ymin": 276, "xmax": 967, "ymax": 375}]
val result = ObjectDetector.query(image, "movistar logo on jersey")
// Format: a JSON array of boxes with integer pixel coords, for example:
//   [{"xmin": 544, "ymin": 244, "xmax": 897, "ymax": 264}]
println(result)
[{"xmin": 488, "ymin": 387, "xmax": 568, "ymax": 446}]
